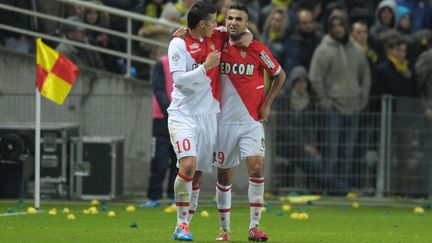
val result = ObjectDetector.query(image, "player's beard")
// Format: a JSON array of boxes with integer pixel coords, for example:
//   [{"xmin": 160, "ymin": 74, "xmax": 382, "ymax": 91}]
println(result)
[{"xmin": 229, "ymin": 29, "xmax": 246, "ymax": 40}]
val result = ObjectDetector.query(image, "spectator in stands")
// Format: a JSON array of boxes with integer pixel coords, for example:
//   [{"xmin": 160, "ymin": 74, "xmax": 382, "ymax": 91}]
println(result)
[
  {"xmin": 309, "ymin": 11, "xmax": 371, "ymax": 190},
  {"xmin": 262, "ymin": 7, "xmax": 290, "ymax": 67},
  {"xmin": 35, "ymin": 0, "xmax": 64, "ymax": 37},
  {"xmin": 101, "ymin": 0, "xmax": 145, "ymax": 53},
  {"xmin": 297, "ymin": 0, "xmax": 323, "ymax": 22},
  {"xmin": 143, "ymin": 0, "xmax": 167, "ymax": 22},
  {"xmin": 396, "ymin": 0, "xmax": 431, "ymax": 31},
  {"xmin": 138, "ymin": 3, "xmax": 180, "ymax": 60},
  {"xmin": 83, "ymin": 3, "xmax": 121, "ymax": 73},
  {"xmin": 174, "ymin": 0, "xmax": 196, "ymax": 26},
  {"xmin": 351, "ymin": 21, "xmax": 381, "ymax": 68},
  {"xmin": 374, "ymin": 31, "xmax": 418, "ymax": 98},
  {"xmin": 370, "ymin": 0, "xmax": 396, "ymax": 39},
  {"xmin": 56, "ymin": 16, "xmax": 105, "ymax": 69},
  {"xmin": 350, "ymin": 20, "xmax": 382, "ymax": 165},
  {"xmin": 102, "ymin": 0, "xmax": 144, "ymax": 35},
  {"xmin": 0, "ymin": 0, "xmax": 35, "ymax": 53},
  {"xmin": 259, "ymin": 0, "xmax": 296, "ymax": 34},
  {"xmin": 415, "ymin": 33, "xmax": 432, "ymax": 120},
  {"xmin": 374, "ymin": 31, "xmax": 420, "ymax": 189},
  {"xmin": 284, "ymin": 8, "xmax": 322, "ymax": 74},
  {"xmin": 140, "ymin": 55, "xmax": 178, "ymax": 208},
  {"xmin": 319, "ymin": 1, "xmax": 344, "ymax": 34},
  {"xmin": 396, "ymin": 5, "xmax": 412, "ymax": 35}
]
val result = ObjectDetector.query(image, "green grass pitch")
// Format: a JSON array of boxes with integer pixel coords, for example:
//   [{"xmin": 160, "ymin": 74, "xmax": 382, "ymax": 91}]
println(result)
[{"xmin": 0, "ymin": 199, "xmax": 431, "ymax": 242}]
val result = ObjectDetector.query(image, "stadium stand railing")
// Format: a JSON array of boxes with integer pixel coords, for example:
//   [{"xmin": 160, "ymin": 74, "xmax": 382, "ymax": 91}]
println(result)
[
  {"xmin": 269, "ymin": 95, "xmax": 432, "ymax": 197},
  {"xmin": 0, "ymin": 0, "xmax": 181, "ymax": 76}
]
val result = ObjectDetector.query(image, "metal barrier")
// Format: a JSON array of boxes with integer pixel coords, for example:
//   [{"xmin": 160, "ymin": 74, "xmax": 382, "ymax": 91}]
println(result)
[{"xmin": 269, "ymin": 95, "xmax": 432, "ymax": 197}]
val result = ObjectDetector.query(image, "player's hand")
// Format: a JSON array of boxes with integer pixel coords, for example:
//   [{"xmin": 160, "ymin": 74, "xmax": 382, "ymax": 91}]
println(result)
[
  {"xmin": 172, "ymin": 28, "xmax": 188, "ymax": 38},
  {"xmin": 231, "ymin": 31, "xmax": 253, "ymax": 48},
  {"xmin": 259, "ymin": 101, "xmax": 271, "ymax": 122},
  {"xmin": 203, "ymin": 51, "xmax": 221, "ymax": 71}
]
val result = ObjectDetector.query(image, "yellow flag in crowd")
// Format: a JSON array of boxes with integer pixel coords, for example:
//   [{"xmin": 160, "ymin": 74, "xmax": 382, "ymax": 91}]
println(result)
[{"xmin": 35, "ymin": 38, "xmax": 79, "ymax": 105}]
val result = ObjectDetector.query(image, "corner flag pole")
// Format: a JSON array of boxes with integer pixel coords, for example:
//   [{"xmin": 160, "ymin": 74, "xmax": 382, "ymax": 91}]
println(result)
[{"xmin": 35, "ymin": 87, "xmax": 41, "ymax": 209}]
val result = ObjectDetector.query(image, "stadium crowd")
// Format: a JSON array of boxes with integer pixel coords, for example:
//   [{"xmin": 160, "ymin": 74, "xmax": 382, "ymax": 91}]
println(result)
[{"xmin": 0, "ymin": 0, "xmax": 431, "ymax": 85}]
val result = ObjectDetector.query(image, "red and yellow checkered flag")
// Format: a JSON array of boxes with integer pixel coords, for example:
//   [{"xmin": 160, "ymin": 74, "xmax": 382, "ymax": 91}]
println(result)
[{"xmin": 36, "ymin": 38, "xmax": 79, "ymax": 105}]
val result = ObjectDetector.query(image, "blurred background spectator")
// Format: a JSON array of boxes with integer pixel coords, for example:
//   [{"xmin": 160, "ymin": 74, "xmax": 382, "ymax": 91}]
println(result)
[
  {"xmin": 284, "ymin": 8, "xmax": 322, "ymax": 74},
  {"xmin": 262, "ymin": 7, "xmax": 289, "ymax": 68},
  {"xmin": 415, "ymin": 33, "xmax": 432, "ymax": 120},
  {"xmin": 370, "ymin": 0, "xmax": 396, "ymax": 39},
  {"xmin": 309, "ymin": 11, "xmax": 371, "ymax": 189},
  {"xmin": 0, "ymin": 0, "xmax": 35, "ymax": 53},
  {"xmin": 374, "ymin": 30, "xmax": 417, "ymax": 98},
  {"xmin": 56, "ymin": 15, "xmax": 105, "ymax": 69},
  {"xmin": 138, "ymin": 3, "xmax": 180, "ymax": 60}
]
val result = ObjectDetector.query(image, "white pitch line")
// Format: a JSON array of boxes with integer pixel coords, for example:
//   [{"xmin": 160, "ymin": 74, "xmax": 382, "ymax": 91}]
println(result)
[{"xmin": 0, "ymin": 211, "xmax": 44, "ymax": 217}]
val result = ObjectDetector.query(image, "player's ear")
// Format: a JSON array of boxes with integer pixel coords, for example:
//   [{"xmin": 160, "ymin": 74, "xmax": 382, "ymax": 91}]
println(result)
[{"xmin": 199, "ymin": 19, "xmax": 205, "ymax": 28}]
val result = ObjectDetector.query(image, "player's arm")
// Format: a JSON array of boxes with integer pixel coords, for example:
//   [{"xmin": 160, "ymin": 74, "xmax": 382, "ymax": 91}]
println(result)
[
  {"xmin": 258, "ymin": 46, "xmax": 286, "ymax": 122},
  {"xmin": 168, "ymin": 38, "xmax": 220, "ymax": 90},
  {"xmin": 260, "ymin": 68, "xmax": 286, "ymax": 122}
]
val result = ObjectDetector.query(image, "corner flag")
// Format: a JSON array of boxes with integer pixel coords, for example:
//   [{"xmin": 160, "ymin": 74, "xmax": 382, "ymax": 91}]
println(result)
[{"xmin": 36, "ymin": 38, "xmax": 79, "ymax": 105}]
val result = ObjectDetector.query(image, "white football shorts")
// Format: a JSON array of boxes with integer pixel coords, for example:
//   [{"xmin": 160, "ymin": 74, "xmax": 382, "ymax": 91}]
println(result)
[
  {"xmin": 168, "ymin": 113, "xmax": 217, "ymax": 173},
  {"xmin": 214, "ymin": 122, "xmax": 265, "ymax": 169}
]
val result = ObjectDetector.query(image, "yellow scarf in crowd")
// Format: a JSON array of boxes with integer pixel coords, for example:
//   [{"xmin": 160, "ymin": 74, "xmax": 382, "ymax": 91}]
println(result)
[
  {"xmin": 388, "ymin": 55, "xmax": 411, "ymax": 78},
  {"xmin": 142, "ymin": 3, "xmax": 161, "ymax": 28},
  {"xmin": 361, "ymin": 44, "xmax": 378, "ymax": 64},
  {"xmin": 175, "ymin": 1, "xmax": 189, "ymax": 26},
  {"xmin": 217, "ymin": 13, "xmax": 225, "ymax": 25},
  {"xmin": 272, "ymin": 0, "xmax": 292, "ymax": 9},
  {"xmin": 268, "ymin": 31, "xmax": 277, "ymax": 43}
]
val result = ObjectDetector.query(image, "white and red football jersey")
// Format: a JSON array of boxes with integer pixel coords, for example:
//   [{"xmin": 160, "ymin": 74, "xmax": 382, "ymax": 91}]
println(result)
[
  {"xmin": 219, "ymin": 40, "xmax": 282, "ymax": 123},
  {"xmin": 167, "ymin": 29, "xmax": 227, "ymax": 115}
]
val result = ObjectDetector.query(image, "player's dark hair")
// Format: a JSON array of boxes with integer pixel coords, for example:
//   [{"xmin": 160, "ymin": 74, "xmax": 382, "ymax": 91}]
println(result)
[
  {"xmin": 229, "ymin": 3, "xmax": 250, "ymax": 20},
  {"xmin": 187, "ymin": 0, "xmax": 217, "ymax": 29}
]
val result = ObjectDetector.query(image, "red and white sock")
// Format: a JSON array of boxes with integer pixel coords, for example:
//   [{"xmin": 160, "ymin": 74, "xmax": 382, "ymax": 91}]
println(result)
[
  {"xmin": 248, "ymin": 177, "xmax": 264, "ymax": 229},
  {"xmin": 216, "ymin": 182, "xmax": 232, "ymax": 232},
  {"xmin": 187, "ymin": 185, "xmax": 200, "ymax": 223},
  {"xmin": 174, "ymin": 172, "xmax": 193, "ymax": 225}
]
